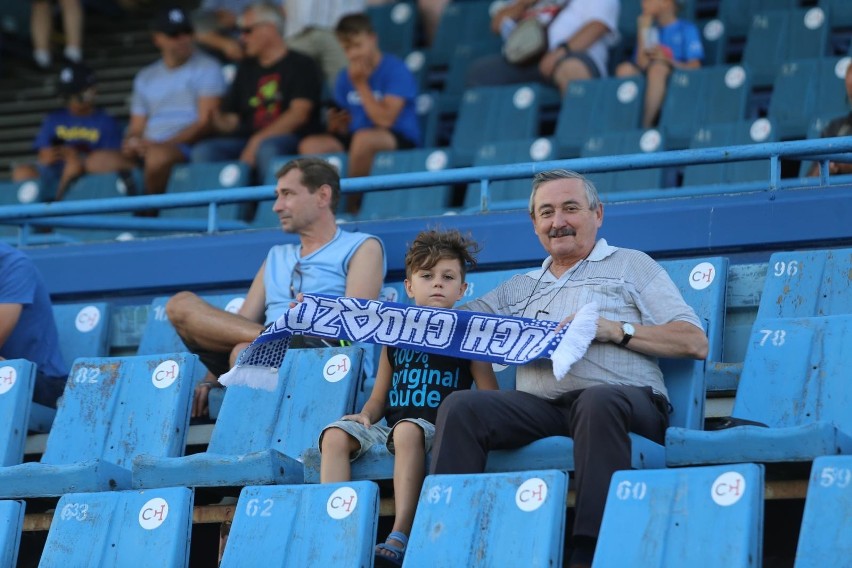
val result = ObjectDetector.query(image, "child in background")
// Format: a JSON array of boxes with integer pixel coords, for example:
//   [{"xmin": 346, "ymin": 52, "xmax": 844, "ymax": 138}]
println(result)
[
  {"xmin": 319, "ymin": 228, "xmax": 498, "ymax": 567},
  {"xmin": 616, "ymin": 0, "xmax": 704, "ymax": 127}
]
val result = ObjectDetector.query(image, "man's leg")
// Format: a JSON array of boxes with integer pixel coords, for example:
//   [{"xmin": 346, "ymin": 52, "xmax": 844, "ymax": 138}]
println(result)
[
  {"xmin": 551, "ymin": 56, "xmax": 595, "ymax": 95},
  {"xmin": 189, "ymin": 137, "xmax": 247, "ymax": 164},
  {"xmin": 345, "ymin": 128, "xmax": 398, "ymax": 214},
  {"xmin": 84, "ymin": 149, "xmax": 136, "ymax": 174},
  {"xmin": 567, "ymin": 384, "xmax": 668, "ymax": 543},
  {"xmin": 143, "ymin": 142, "xmax": 186, "ymax": 196},
  {"xmin": 166, "ymin": 291, "xmax": 265, "ymax": 358},
  {"xmin": 429, "ymin": 389, "xmax": 571, "ymax": 474},
  {"xmin": 298, "ymin": 134, "xmax": 345, "ymax": 156}
]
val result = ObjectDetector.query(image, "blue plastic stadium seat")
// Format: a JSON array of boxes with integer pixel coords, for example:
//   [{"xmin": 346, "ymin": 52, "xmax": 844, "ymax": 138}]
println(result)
[
  {"xmin": 0, "ymin": 353, "xmax": 198, "ymax": 497},
  {"xmin": 40, "ymin": 487, "xmax": 193, "ymax": 568},
  {"xmin": 367, "ymin": 1, "xmax": 417, "ymax": 58},
  {"xmin": 464, "ymin": 137, "xmax": 557, "ymax": 210},
  {"xmin": 404, "ymin": 470, "xmax": 568, "ymax": 567},
  {"xmin": 0, "ymin": 500, "xmax": 25, "ymax": 568},
  {"xmin": 757, "ymin": 247, "xmax": 852, "ymax": 318},
  {"xmin": 595, "ymin": 463, "xmax": 765, "ymax": 566},
  {"xmin": 658, "ymin": 64, "xmax": 750, "ymax": 149},
  {"xmin": 451, "ymin": 84, "xmax": 542, "ymax": 166},
  {"xmin": 359, "ymin": 148, "xmax": 454, "ymax": 220},
  {"xmin": 666, "ymin": 315, "xmax": 852, "ymax": 465},
  {"xmin": 132, "ymin": 347, "xmax": 361, "ymax": 488},
  {"xmin": 439, "ymin": 39, "xmax": 503, "ymax": 112},
  {"xmin": 0, "ymin": 360, "xmax": 36, "ymax": 466},
  {"xmin": 819, "ymin": 0, "xmax": 852, "ymax": 30},
  {"xmin": 162, "ymin": 161, "xmax": 251, "ymax": 221},
  {"xmin": 53, "ymin": 302, "xmax": 111, "ymax": 366},
  {"xmin": 220, "ymin": 481, "xmax": 379, "ymax": 567},
  {"xmin": 794, "ymin": 455, "xmax": 852, "ymax": 566},
  {"xmin": 742, "ymin": 8, "xmax": 830, "ymax": 88},
  {"xmin": 698, "ymin": 18, "xmax": 728, "ymax": 67},
  {"xmin": 682, "ymin": 119, "xmax": 777, "ymax": 186},
  {"xmin": 0, "ymin": 180, "xmax": 44, "ymax": 237},
  {"xmin": 717, "ymin": 0, "xmax": 799, "ymax": 39},
  {"xmin": 768, "ymin": 57, "xmax": 850, "ymax": 140},
  {"xmin": 60, "ymin": 171, "xmax": 143, "ymax": 242},
  {"xmin": 428, "ymin": 0, "xmax": 493, "ymax": 69},
  {"xmin": 554, "ymin": 76, "xmax": 646, "ymax": 157},
  {"xmin": 581, "ymin": 128, "xmax": 666, "ymax": 192}
]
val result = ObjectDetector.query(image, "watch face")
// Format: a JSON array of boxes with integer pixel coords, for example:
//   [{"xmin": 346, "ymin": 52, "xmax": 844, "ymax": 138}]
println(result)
[{"xmin": 623, "ymin": 323, "xmax": 635, "ymax": 336}]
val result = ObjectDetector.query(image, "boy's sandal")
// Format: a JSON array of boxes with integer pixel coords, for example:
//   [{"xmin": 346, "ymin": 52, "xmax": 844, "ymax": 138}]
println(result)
[{"xmin": 375, "ymin": 531, "xmax": 408, "ymax": 567}]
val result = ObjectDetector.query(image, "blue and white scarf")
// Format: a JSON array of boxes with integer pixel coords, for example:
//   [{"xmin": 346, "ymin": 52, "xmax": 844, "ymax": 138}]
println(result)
[{"xmin": 219, "ymin": 293, "xmax": 599, "ymax": 390}]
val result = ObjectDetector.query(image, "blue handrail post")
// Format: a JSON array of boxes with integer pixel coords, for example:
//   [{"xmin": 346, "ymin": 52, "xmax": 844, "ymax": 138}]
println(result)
[
  {"xmin": 769, "ymin": 154, "xmax": 780, "ymax": 191},
  {"xmin": 820, "ymin": 159, "xmax": 830, "ymax": 186},
  {"xmin": 480, "ymin": 178, "xmax": 491, "ymax": 213},
  {"xmin": 207, "ymin": 202, "xmax": 219, "ymax": 234}
]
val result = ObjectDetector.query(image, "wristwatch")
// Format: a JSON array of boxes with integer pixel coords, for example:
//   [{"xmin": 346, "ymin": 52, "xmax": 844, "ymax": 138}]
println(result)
[{"xmin": 619, "ymin": 322, "xmax": 635, "ymax": 347}]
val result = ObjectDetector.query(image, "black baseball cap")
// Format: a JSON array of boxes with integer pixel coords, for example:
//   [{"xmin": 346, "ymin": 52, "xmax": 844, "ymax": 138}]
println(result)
[
  {"xmin": 57, "ymin": 62, "xmax": 96, "ymax": 96},
  {"xmin": 151, "ymin": 7, "xmax": 194, "ymax": 35}
]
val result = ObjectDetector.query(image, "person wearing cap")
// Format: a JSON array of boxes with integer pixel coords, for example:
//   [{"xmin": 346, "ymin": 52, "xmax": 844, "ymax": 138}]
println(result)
[
  {"xmin": 297, "ymin": 13, "xmax": 420, "ymax": 214},
  {"xmin": 615, "ymin": 0, "xmax": 703, "ymax": 128},
  {"xmin": 122, "ymin": 7, "xmax": 226, "ymax": 202},
  {"xmin": 12, "ymin": 62, "xmax": 133, "ymax": 201},
  {"xmin": 190, "ymin": 2, "xmax": 323, "ymax": 181}
]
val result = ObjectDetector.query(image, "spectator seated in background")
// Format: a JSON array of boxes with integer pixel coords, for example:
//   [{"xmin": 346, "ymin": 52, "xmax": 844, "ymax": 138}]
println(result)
[
  {"xmin": 809, "ymin": 61, "xmax": 852, "ymax": 177},
  {"xmin": 12, "ymin": 62, "xmax": 135, "ymax": 201},
  {"xmin": 191, "ymin": 2, "xmax": 323, "ymax": 182},
  {"xmin": 192, "ymin": 0, "xmax": 257, "ymax": 62},
  {"xmin": 297, "ymin": 13, "xmax": 421, "ymax": 214},
  {"xmin": 615, "ymin": 0, "xmax": 703, "ymax": 128},
  {"xmin": 319, "ymin": 229, "xmax": 498, "ymax": 567},
  {"xmin": 427, "ymin": 169, "xmax": 708, "ymax": 568},
  {"xmin": 123, "ymin": 7, "xmax": 226, "ymax": 201},
  {"xmin": 0, "ymin": 243, "xmax": 68, "ymax": 408},
  {"xmin": 282, "ymin": 0, "xmax": 362, "ymax": 90},
  {"xmin": 467, "ymin": 0, "xmax": 620, "ymax": 95},
  {"xmin": 166, "ymin": 158, "xmax": 386, "ymax": 418}
]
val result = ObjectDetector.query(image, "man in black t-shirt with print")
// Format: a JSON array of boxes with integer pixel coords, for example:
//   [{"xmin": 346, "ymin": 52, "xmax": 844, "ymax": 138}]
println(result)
[{"xmin": 191, "ymin": 2, "xmax": 322, "ymax": 181}]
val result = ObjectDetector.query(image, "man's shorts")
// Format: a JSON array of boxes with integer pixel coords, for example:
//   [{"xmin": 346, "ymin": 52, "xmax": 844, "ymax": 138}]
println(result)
[{"xmin": 319, "ymin": 417, "xmax": 435, "ymax": 460}]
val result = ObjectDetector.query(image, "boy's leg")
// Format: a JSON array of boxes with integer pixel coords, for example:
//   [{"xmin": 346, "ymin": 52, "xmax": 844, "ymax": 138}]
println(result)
[
  {"xmin": 319, "ymin": 426, "xmax": 361, "ymax": 482},
  {"xmin": 642, "ymin": 60, "xmax": 672, "ymax": 128},
  {"xmin": 386, "ymin": 420, "xmax": 427, "ymax": 540}
]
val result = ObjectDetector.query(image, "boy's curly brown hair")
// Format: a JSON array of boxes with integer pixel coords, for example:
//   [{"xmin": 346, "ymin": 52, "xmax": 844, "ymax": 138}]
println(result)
[{"xmin": 404, "ymin": 229, "xmax": 481, "ymax": 280}]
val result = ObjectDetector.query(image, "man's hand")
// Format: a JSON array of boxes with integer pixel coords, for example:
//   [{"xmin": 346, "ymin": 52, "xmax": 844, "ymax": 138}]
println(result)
[
  {"xmin": 239, "ymin": 135, "xmax": 261, "ymax": 167},
  {"xmin": 538, "ymin": 46, "xmax": 568, "ymax": 79},
  {"xmin": 326, "ymin": 108, "xmax": 351, "ymax": 136},
  {"xmin": 192, "ymin": 377, "xmax": 221, "ymax": 418}
]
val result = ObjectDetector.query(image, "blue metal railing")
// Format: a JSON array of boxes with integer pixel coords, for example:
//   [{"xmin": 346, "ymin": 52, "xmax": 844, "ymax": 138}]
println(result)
[{"xmin": 1, "ymin": 137, "xmax": 850, "ymax": 245}]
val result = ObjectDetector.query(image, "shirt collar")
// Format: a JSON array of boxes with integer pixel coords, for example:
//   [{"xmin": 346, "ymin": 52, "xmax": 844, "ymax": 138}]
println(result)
[{"xmin": 527, "ymin": 238, "xmax": 617, "ymax": 281}]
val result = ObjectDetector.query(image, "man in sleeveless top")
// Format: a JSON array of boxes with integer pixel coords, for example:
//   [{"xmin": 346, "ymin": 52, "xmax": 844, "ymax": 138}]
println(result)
[
  {"xmin": 166, "ymin": 157, "xmax": 385, "ymax": 417},
  {"xmin": 427, "ymin": 169, "xmax": 708, "ymax": 568}
]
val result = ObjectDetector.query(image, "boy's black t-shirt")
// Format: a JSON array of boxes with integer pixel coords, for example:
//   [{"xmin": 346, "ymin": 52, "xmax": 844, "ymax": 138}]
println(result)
[
  {"xmin": 384, "ymin": 346, "xmax": 475, "ymax": 427},
  {"xmin": 224, "ymin": 49, "xmax": 323, "ymax": 138}
]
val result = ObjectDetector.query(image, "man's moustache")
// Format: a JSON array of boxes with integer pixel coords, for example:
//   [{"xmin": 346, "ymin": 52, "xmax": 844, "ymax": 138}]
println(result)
[{"xmin": 548, "ymin": 228, "xmax": 575, "ymax": 238}]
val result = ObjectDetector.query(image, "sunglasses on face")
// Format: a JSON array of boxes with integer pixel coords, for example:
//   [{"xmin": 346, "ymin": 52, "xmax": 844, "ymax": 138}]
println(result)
[{"xmin": 289, "ymin": 262, "xmax": 303, "ymax": 298}]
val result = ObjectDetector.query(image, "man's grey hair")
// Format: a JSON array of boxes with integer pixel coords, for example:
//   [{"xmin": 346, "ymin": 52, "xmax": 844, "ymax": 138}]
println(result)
[
  {"xmin": 241, "ymin": 2, "xmax": 285, "ymax": 35},
  {"xmin": 528, "ymin": 169, "xmax": 601, "ymax": 215}
]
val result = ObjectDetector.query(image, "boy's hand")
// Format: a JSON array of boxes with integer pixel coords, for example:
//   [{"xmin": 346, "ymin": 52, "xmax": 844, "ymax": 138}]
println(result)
[
  {"xmin": 327, "ymin": 108, "xmax": 351, "ymax": 135},
  {"xmin": 341, "ymin": 412, "xmax": 372, "ymax": 427},
  {"xmin": 348, "ymin": 60, "xmax": 371, "ymax": 86}
]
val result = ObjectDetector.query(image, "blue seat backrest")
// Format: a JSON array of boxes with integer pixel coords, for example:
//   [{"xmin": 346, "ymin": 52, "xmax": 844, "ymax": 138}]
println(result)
[
  {"xmin": 0, "ymin": 180, "xmax": 43, "ymax": 236},
  {"xmin": 658, "ymin": 257, "xmax": 728, "ymax": 430},
  {"xmin": 659, "ymin": 64, "xmax": 750, "ymax": 149},
  {"xmin": 554, "ymin": 76, "xmax": 646, "ymax": 157},
  {"xmin": 733, "ymin": 315, "xmax": 852, "ymax": 431},
  {"xmin": 451, "ymin": 84, "xmax": 542, "ymax": 166},
  {"xmin": 0, "ymin": 360, "xmax": 36, "ymax": 466},
  {"xmin": 41, "ymin": 353, "xmax": 198, "ymax": 468},
  {"xmin": 442, "ymin": 38, "xmax": 503, "ymax": 98},
  {"xmin": 0, "ymin": 500, "xmax": 25, "ymax": 568},
  {"xmin": 742, "ymin": 8, "xmax": 829, "ymax": 88},
  {"xmin": 769, "ymin": 57, "xmax": 850, "ymax": 140},
  {"xmin": 359, "ymin": 148, "xmax": 454, "ymax": 220},
  {"xmin": 367, "ymin": 1, "xmax": 417, "ymax": 58},
  {"xmin": 163, "ymin": 161, "xmax": 250, "ymax": 221},
  {"xmin": 221, "ymin": 482, "xmax": 379, "ymax": 567},
  {"xmin": 429, "ymin": 0, "xmax": 493, "ymax": 67},
  {"xmin": 52, "ymin": 302, "xmax": 111, "ymax": 367},
  {"xmin": 464, "ymin": 137, "xmax": 557, "ymax": 209},
  {"xmin": 137, "ymin": 294, "xmax": 245, "ymax": 355},
  {"xmin": 682, "ymin": 119, "xmax": 777, "ymax": 186},
  {"xmin": 208, "ymin": 347, "xmax": 361, "ymax": 459},
  {"xmin": 595, "ymin": 463, "xmax": 764, "ymax": 566},
  {"xmin": 699, "ymin": 18, "xmax": 728, "ymax": 67},
  {"xmin": 582, "ymin": 128, "xmax": 666, "ymax": 192},
  {"xmin": 757, "ymin": 248, "xmax": 852, "ymax": 318},
  {"xmin": 819, "ymin": 0, "xmax": 852, "ymax": 29},
  {"xmin": 795, "ymin": 455, "xmax": 852, "ymax": 566},
  {"xmin": 718, "ymin": 0, "xmax": 799, "ymax": 38},
  {"xmin": 65, "ymin": 171, "xmax": 138, "ymax": 201},
  {"xmin": 41, "ymin": 487, "xmax": 193, "ymax": 567},
  {"xmin": 405, "ymin": 470, "xmax": 568, "ymax": 567}
]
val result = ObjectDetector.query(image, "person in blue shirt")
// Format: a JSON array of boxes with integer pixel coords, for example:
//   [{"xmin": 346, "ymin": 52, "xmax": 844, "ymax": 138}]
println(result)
[
  {"xmin": 615, "ymin": 0, "xmax": 703, "ymax": 128},
  {"xmin": 12, "ymin": 62, "xmax": 135, "ymax": 201},
  {"xmin": 298, "ymin": 12, "xmax": 421, "ymax": 214},
  {"xmin": 0, "ymin": 243, "xmax": 68, "ymax": 408}
]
